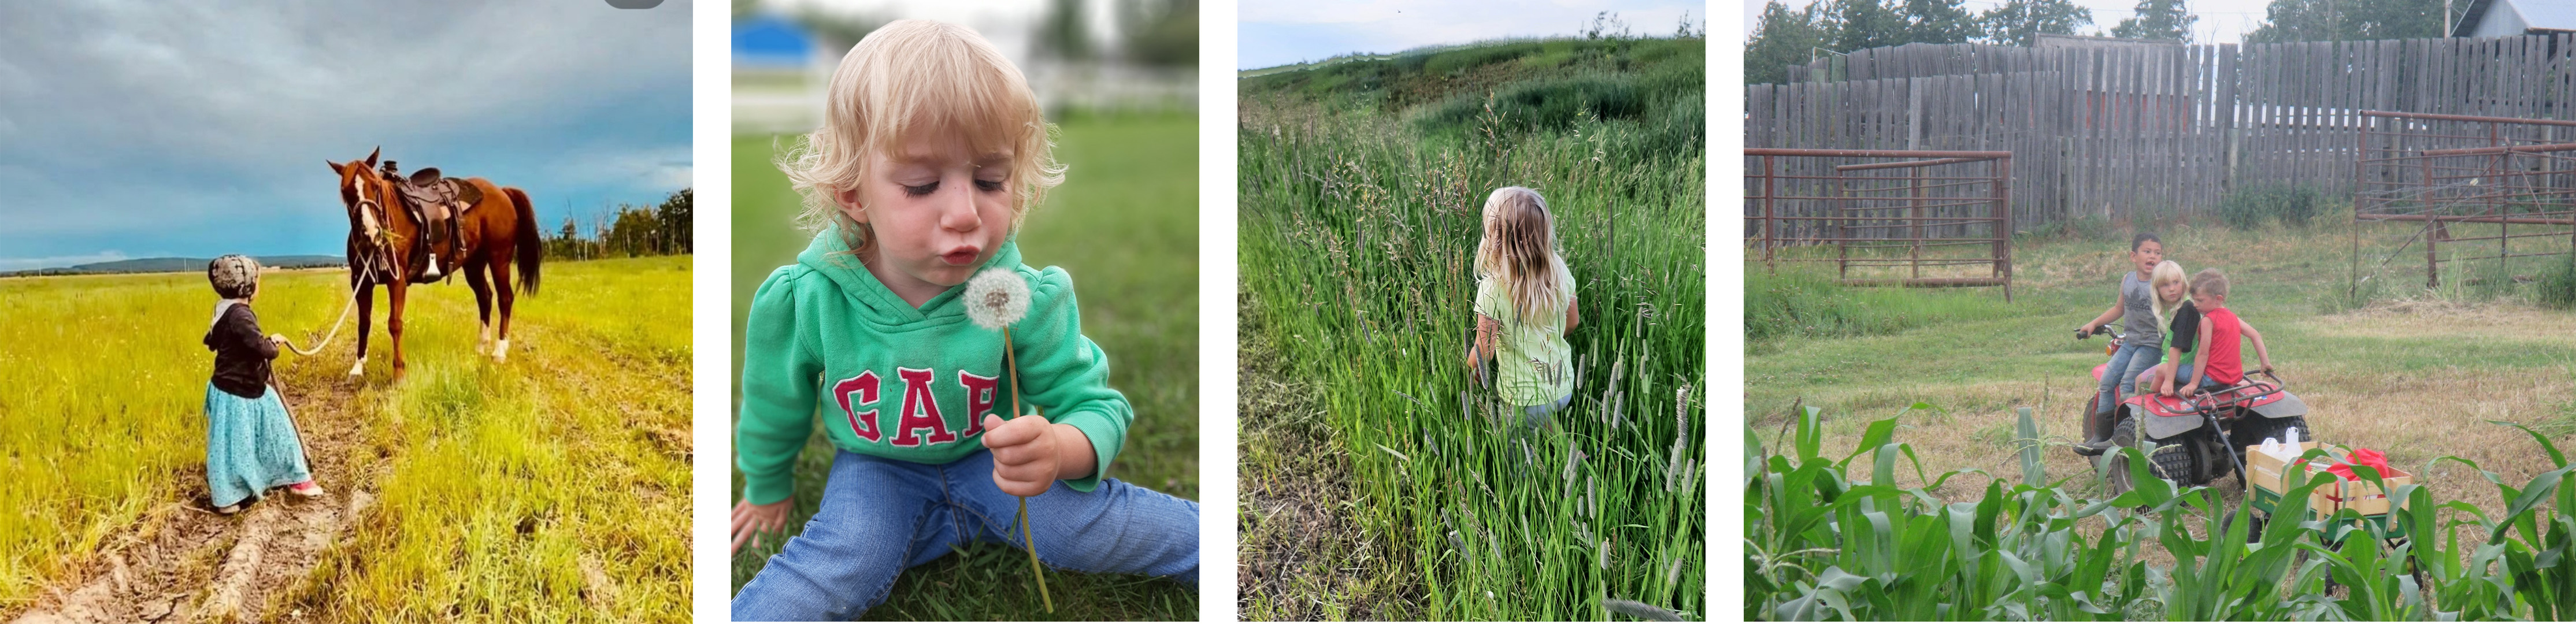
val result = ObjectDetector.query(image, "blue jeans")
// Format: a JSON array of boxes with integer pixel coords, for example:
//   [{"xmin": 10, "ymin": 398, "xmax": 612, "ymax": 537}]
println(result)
[
  {"xmin": 2096, "ymin": 343, "xmax": 2162, "ymax": 417},
  {"xmin": 1518, "ymin": 393, "xmax": 1574, "ymax": 429},
  {"xmin": 2136, "ymin": 363, "xmax": 2221, "ymax": 395},
  {"xmin": 731, "ymin": 449, "xmax": 1199, "ymax": 621}
]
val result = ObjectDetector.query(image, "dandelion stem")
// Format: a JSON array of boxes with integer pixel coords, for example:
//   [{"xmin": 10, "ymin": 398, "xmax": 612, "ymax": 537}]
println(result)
[
  {"xmin": 1020, "ymin": 496, "xmax": 1051, "ymax": 613},
  {"xmin": 1004, "ymin": 325, "xmax": 1052, "ymax": 613}
]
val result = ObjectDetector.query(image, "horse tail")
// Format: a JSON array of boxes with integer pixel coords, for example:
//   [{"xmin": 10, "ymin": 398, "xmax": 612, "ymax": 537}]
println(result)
[{"xmin": 507, "ymin": 186, "xmax": 542, "ymax": 296}]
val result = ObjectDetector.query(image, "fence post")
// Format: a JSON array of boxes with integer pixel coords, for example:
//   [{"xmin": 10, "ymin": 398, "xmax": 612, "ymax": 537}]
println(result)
[
  {"xmin": 1763, "ymin": 155, "xmax": 1778, "ymax": 272},
  {"xmin": 2359, "ymin": 112, "xmax": 2370, "ymax": 298},
  {"xmin": 1999, "ymin": 155, "xmax": 2014, "ymax": 303},
  {"xmin": 1911, "ymin": 170, "xmax": 1925, "ymax": 278},
  {"xmin": 2428, "ymin": 218, "xmax": 2442, "ymax": 289}
]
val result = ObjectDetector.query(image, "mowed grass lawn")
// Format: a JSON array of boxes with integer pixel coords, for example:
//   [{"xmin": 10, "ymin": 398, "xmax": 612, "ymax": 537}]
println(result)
[
  {"xmin": 1747, "ymin": 216, "xmax": 2576, "ymax": 533},
  {"xmin": 0, "ymin": 257, "xmax": 693, "ymax": 621},
  {"xmin": 729, "ymin": 113, "xmax": 1198, "ymax": 620}
]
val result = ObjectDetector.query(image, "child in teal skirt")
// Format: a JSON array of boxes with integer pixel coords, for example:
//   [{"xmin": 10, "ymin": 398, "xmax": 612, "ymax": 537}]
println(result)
[{"xmin": 202, "ymin": 255, "xmax": 323, "ymax": 514}]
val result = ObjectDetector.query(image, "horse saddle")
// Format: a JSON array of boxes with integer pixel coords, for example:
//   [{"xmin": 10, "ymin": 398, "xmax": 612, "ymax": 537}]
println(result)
[
  {"xmin": 389, "ymin": 168, "xmax": 480, "ymax": 283},
  {"xmin": 394, "ymin": 168, "xmax": 483, "ymax": 218}
]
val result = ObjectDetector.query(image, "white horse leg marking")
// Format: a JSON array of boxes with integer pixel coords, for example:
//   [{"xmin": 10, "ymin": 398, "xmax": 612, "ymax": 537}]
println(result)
[
  {"xmin": 347, "ymin": 355, "xmax": 367, "ymax": 377},
  {"xmin": 477, "ymin": 323, "xmax": 492, "ymax": 355},
  {"xmin": 495, "ymin": 338, "xmax": 510, "ymax": 363}
]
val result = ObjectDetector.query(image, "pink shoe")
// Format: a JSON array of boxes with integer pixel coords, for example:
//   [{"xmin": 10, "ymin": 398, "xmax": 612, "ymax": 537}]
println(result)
[{"xmin": 287, "ymin": 481, "xmax": 326, "ymax": 497}]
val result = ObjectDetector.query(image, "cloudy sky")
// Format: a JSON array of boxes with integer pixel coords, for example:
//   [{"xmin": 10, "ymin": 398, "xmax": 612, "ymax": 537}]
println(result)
[
  {"xmin": 1740, "ymin": 0, "xmax": 2285, "ymax": 46},
  {"xmin": 1240, "ymin": 0, "xmax": 1706, "ymax": 70},
  {"xmin": 0, "ymin": 1, "xmax": 691, "ymax": 270}
]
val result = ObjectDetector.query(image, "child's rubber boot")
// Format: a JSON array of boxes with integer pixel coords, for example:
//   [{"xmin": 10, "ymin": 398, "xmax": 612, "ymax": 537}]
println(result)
[{"xmin": 2073, "ymin": 417, "xmax": 2135, "ymax": 456}]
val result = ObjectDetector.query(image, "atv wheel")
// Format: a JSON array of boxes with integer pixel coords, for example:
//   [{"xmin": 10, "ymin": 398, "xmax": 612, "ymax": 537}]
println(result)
[
  {"xmin": 2103, "ymin": 414, "xmax": 2140, "ymax": 495},
  {"xmin": 2236, "ymin": 416, "xmax": 2311, "ymax": 452},
  {"xmin": 2220, "ymin": 504, "xmax": 2266, "ymax": 539},
  {"xmin": 2146, "ymin": 440, "xmax": 2195, "ymax": 482}
]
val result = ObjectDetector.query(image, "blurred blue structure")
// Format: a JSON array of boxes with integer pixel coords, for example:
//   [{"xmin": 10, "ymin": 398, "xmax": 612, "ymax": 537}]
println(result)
[
  {"xmin": 733, "ymin": 13, "xmax": 814, "ymax": 69},
  {"xmin": 2451, "ymin": 0, "xmax": 2576, "ymax": 38}
]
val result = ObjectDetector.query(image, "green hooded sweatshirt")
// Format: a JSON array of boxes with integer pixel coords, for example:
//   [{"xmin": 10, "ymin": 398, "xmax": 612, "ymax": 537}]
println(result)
[{"xmin": 736, "ymin": 226, "xmax": 1130, "ymax": 506}]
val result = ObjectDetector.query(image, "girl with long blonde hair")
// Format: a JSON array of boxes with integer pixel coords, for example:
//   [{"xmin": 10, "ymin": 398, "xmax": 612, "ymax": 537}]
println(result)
[{"xmin": 1464, "ymin": 186, "xmax": 1580, "ymax": 427}]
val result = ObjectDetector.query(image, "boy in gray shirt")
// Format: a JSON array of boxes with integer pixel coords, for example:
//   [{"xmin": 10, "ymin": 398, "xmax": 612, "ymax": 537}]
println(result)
[{"xmin": 2075, "ymin": 233, "xmax": 2164, "ymax": 449}]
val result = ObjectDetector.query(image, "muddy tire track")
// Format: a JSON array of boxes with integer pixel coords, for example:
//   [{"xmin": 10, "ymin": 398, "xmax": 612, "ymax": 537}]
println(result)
[{"xmin": 10, "ymin": 367, "xmax": 384, "ymax": 624}]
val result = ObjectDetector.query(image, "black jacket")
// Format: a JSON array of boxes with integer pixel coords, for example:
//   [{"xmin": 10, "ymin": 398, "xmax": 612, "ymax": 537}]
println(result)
[{"xmin": 205, "ymin": 304, "xmax": 277, "ymax": 399}]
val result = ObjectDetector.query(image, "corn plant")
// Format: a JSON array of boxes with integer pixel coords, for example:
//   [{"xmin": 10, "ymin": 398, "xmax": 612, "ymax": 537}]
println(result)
[{"xmin": 1749, "ymin": 406, "xmax": 2576, "ymax": 621}]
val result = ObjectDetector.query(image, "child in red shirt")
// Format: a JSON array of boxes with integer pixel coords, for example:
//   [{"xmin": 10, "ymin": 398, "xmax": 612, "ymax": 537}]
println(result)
[{"xmin": 2172, "ymin": 268, "xmax": 2274, "ymax": 396}]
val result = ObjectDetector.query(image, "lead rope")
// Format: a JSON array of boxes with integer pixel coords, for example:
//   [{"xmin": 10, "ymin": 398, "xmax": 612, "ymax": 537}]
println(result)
[{"xmin": 280, "ymin": 247, "xmax": 379, "ymax": 357}]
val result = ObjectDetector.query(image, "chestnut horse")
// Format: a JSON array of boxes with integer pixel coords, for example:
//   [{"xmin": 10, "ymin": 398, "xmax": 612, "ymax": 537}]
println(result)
[{"xmin": 327, "ymin": 148, "xmax": 543, "ymax": 378}]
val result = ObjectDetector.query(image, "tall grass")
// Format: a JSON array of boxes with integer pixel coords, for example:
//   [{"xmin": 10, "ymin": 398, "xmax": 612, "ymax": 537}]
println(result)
[
  {"xmin": 2542, "ymin": 252, "xmax": 2576, "ymax": 310},
  {"xmin": 1751, "ymin": 405, "xmax": 2576, "ymax": 621},
  {"xmin": 1239, "ymin": 50, "xmax": 1704, "ymax": 618},
  {"xmin": 0, "ymin": 259, "xmax": 690, "ymax": 621}
]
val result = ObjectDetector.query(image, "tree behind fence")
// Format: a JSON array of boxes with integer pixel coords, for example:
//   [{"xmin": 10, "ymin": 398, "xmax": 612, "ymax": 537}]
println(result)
[{"xmin": 1745, "ymin": 34, "xmax": 2576, "ymax": 232}]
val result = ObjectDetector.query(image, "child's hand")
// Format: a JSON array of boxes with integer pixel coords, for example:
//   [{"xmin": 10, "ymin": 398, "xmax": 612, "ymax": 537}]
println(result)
[
  {"xmin": 730, "ymin": 497, "xmax": 794, "ymax": 554},
  {"xmin": 268, "ymin": 333, "xmax": 289, "ymax": 346},
  {"xmin": 981, "ymin": 414, "xmax": 1096, "ymax": 497}
]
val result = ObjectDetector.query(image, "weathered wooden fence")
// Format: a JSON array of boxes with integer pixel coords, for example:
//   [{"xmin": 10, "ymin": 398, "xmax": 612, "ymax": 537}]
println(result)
[{"xmin": 1746, "ymin": 34, "xmax": 2576, "ymax": 230}]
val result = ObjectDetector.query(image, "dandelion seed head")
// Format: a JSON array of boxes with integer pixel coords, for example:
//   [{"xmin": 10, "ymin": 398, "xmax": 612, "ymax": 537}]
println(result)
[{"xmin": 963, "ymin": 268, "xmax": 1032, "ymax": 330}]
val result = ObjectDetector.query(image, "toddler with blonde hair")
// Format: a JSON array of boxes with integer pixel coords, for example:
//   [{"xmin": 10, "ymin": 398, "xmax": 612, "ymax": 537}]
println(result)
[{"xmin": 728, "ymin": 20, "xmax": 1197, "ymax": 620}]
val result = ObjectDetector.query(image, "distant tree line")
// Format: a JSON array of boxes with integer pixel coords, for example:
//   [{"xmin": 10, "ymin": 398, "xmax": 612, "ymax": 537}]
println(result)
[
  {"xmin": 1745, "ymin": 0, "xmax": 2444, "ymax": 84},
  {"xmin": 547, "ymin": 188, "xmax": 692, "ymax": 261}
]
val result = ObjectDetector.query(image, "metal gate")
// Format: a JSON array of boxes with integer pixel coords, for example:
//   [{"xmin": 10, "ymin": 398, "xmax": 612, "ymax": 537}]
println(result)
[
  {"xmin": 1745, "ymin": 148, "xmax": 2016, "ymax": 300},
  {"xmin": 2355, "ymin": 110, "xmax": 2576, "ymax": 289}
]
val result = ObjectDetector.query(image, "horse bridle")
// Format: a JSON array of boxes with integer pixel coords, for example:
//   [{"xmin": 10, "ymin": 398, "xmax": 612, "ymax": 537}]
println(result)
[{"xmin": 346, "ymin": 172, "xmax": 399, "ymax": 281}]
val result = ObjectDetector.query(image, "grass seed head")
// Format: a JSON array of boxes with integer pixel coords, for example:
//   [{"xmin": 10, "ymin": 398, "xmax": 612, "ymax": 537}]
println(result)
[{"xmin": 1606, "ymin": 598, "xmax": 1686, "ymax": 621}]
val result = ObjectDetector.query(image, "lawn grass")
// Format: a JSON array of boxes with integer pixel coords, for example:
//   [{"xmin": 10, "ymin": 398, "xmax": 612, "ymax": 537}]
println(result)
[{"xmin": 728, "ymin": 113, "xmax": 1199, "ymax": 621}]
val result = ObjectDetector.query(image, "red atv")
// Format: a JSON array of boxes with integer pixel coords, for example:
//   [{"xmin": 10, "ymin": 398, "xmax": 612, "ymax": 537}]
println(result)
[{"xmin": 2072, "ymin": 325, "xmax": 2311, "ymax": 495}]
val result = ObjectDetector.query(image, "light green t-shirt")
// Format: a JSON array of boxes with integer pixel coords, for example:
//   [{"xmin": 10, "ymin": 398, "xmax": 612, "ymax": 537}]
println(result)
[{"xmin": 1474, "ymin": 270, "xmax": 1576, "ymax": 407}]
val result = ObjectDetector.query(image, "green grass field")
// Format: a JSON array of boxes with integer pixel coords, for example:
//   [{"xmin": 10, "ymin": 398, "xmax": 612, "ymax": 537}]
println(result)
[
  {"xmin": 728, "ymin": 113, "xmax": 1199, "ymax": 621},
  {"xmin": 1745, "ymin": 213, "xmax": 2576, "ymax": 618},
  {"xmin": 0, "ymin": 257, "xmax": 692, "ymax": 622},
  {"xmin": 1238, "ymin": 35, "xmax": 1705, "ymax": 621}
]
